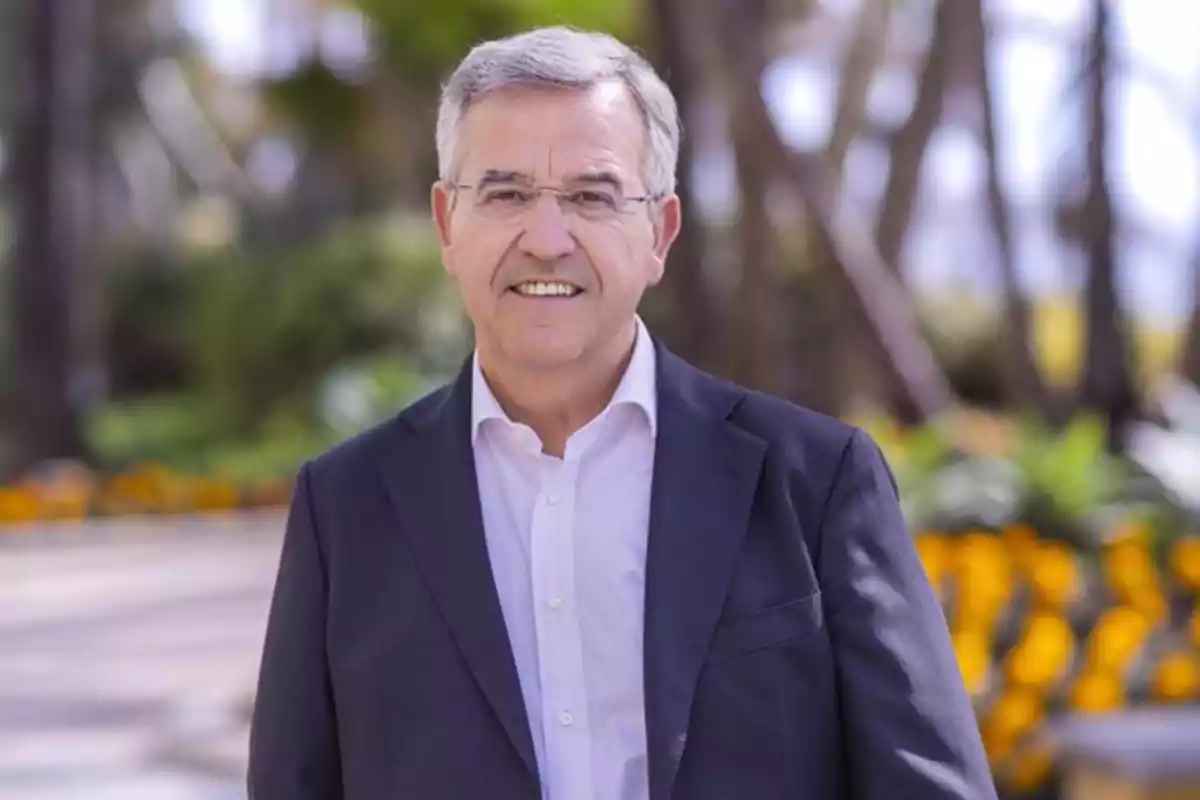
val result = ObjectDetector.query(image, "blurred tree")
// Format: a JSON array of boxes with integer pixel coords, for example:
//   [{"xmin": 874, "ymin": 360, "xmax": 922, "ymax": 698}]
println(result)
[
  {"xmin": 825, "ymin": 0, "xmax": 892, "ymax": 182},
  {"xmin": 1077, "ymin": 0, "xmax": 1138, "ymax": 451},
  {"xmin": 7, "ymin": 0, "xmax": 96, "ymax": 474},
  {"xmin": 802, "ymin": 0, "xmax": 895, "ymax": 415},
  {"xmin": 875, "ymin": 0, "xmax": 953, "ymax": 275},
  {"xmin": 1180, "ymin": 243, "xmax": 1200, "ymax": 387},
  {"xmin": 642, "ymin": 0, "xmax": 718, "ymax": 371},
  {"xmin": 961, "ymin": 0, "xmax": 1054, "ymax": 416},
  {"xmin": 702, "ymin": 0, "xmax": 956, "ymax": 423}
]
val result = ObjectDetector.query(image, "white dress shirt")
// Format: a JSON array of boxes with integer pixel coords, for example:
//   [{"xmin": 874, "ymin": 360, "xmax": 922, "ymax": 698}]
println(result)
[{"xmin": 471, "ymin": 317, "xmax": 657, "ymax": 800}]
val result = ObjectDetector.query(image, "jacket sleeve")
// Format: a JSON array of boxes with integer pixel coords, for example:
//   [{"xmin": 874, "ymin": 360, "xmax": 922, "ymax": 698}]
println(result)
[
  {"xmin": 819, "ymin": 430, "xmax": 997, "ymax": 800},
  {"xmin": 248, "ymin": 462, "xmax": 343, "ymax": 799}
]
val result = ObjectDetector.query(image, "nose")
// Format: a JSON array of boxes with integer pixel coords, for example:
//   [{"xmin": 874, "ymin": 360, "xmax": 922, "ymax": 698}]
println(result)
[{"xmin": 516, "ymin": 197, "xmax": 577, "ymax": 261}]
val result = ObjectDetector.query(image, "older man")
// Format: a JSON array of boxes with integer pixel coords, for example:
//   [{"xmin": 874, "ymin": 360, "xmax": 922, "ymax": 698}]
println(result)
[{"xmin": 248, "ymin": 25, "xmax": 996, "ymax": 800}]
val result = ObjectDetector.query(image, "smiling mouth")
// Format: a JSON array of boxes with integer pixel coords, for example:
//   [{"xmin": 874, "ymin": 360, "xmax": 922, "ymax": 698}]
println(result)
[{"xmin": 509, "ymin": 280, "xmax": 584, "ymax": 298}]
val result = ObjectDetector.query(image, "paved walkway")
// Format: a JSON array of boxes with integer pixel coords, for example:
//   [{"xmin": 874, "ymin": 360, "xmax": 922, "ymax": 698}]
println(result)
[{"xmin": 0, "ymin": 512, "xmax": 286, "ymax": 800}]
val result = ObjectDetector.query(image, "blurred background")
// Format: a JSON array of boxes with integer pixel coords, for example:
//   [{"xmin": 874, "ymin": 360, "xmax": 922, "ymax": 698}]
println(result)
[{"xmin": 2, "ymin": 0, "xmax": 1200, "ymax": 798}]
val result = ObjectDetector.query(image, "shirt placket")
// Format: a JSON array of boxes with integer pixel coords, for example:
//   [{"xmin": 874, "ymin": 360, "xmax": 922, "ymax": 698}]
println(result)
[{"xmin": 530, "ymin": 455, "xmax": 594, "ymax": 799}]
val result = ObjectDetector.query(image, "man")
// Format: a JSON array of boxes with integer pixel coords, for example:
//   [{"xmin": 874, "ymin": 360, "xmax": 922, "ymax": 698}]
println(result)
[{"xmin": 248, "ymin": 25, "xmax": 996, "ymax": 800}]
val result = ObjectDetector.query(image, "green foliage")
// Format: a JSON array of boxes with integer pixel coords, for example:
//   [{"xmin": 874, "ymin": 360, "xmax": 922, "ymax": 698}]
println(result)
[
  {"xmin": 188, "ymin": 213, "xmax": 449, "ymax": 432},
  {"xmin": 265, "ymin": 61, "xmax": 366, "ymax": 146},
  {"xmin": 107, "ymin": 251, "xmax": 194, "ymax": 393},
  {"xmin": 84, "ymin": 393, "xmax": 341, "ymax": 480},
  {"xmin": 93, "ymin": 211, "xmax": 462, "ymax": 479},
  {"xmin": 348, "ymin": 0, "xmax": 639, "ymax": 82},
  {"xmin": 1010, "ymin": 415, "xmax": 1128, "ymax": 545}
]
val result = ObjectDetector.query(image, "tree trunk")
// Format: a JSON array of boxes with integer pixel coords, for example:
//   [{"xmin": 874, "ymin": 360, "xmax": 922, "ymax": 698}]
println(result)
[
  {"xmin": 803, "ymin": 0, "xmax": 893, "ymax": 414},
  {"xmin": 962, "ymin": 0, "xmax": 1054, "ymax": 416},
  {"xmin": 1182, "ymin": 245, "xmax": 1200, "ymax": 386},
  {"xmin": 7, "ymin": 0, "xmax": 95, "ymax": 474},
  {"xmin": 1078, "ymin": 0, "xmax": 1138, "ymax": 451},
  {"xmin": 825, "ymin": 0, "xmax": 892, "ymax": 180},
  {"xmin": 875, "ymin": 0, "xmax": 954, "ymax": 274},
  {"xmin": 706, "ymin": 0, "xmax": 956, "ymax": 424},
  {"xmin": 643, "ymin": 0, "xmax": 717, "ymax": 371},
  {"xmin": 728, "ymin": 91, "xmax": 781, "ymax": 394}
]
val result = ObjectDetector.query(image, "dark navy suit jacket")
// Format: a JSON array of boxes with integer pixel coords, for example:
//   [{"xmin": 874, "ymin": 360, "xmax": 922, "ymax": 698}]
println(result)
[{"xmin": 248, "ymin": 341, "xmax": 997, "ymax": 799}]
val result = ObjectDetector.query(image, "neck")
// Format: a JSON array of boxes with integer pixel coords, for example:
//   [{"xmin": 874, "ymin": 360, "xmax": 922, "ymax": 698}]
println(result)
[{"xmin": 478, "ymin": 320, "xmax": 638, "ymax": 457}]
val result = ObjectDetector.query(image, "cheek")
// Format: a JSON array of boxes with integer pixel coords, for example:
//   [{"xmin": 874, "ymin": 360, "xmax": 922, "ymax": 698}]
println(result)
[
  {"xmin": 580, "ymin": 226, "xmax": 653, "ymax": 286},
  {"xmin": 447, "ymin": 228, "xmax": 510, "ymax": 287}
]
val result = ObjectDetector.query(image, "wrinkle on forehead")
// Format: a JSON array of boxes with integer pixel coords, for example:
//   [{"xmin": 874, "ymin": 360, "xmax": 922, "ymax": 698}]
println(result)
[{"xmin": 457, "ymin": 83, "xmax": 645, "ymax": 188}]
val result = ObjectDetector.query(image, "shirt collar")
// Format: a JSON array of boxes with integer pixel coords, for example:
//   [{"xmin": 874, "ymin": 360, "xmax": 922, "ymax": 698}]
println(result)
[{"xmin": 471, "ymin": 315, "xmax": 658, "ymax": 442}]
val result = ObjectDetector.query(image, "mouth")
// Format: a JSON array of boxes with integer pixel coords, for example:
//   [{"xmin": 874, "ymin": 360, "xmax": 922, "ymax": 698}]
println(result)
[{"xmin": 508, "ymin": 280, "xmax": 584, "ymax": 299}]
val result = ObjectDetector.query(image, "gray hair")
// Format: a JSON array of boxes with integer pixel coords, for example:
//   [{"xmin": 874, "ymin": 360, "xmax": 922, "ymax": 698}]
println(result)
[{"xmin": 436, "ymin": 26, "xmax": 681, "ymax": 197}]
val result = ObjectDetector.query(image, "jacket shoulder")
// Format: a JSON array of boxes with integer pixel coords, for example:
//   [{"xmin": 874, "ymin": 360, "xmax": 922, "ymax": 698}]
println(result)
[{"xmin": 724, "ymin": 380, "xmax": 862, "ymax": 468}]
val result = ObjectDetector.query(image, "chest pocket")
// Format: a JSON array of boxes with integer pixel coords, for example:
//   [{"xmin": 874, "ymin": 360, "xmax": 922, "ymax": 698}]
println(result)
[{"xmin": 707, "ymin": 592, "xmax": 824, "ymax": 662}]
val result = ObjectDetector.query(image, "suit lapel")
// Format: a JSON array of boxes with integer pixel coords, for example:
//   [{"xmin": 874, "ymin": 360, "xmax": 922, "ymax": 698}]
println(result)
[
  {"xmin": 379, "ymin": 363, "xmax": 538, "ymax": 781},
  {"xmin": 643, "ymin": 346, "xmax": 767, "ymax": 800}
]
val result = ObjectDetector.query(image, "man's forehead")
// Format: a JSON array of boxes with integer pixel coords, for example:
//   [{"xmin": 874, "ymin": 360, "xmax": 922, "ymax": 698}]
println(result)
[{"xmin": 456, "ymin": 84, "xmax": 643, "ymax": 179}]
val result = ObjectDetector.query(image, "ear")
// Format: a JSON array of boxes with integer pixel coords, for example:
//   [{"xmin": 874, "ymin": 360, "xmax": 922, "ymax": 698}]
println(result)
[
  {"xmin": 647, "ymin": 194, "xmax": 682, "ymax": 285},
  {"xmin": 431, "ymin": 182, "xmax": 456, "ymax": 250}
]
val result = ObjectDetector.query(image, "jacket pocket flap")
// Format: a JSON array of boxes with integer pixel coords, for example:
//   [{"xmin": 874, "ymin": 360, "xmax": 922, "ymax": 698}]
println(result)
[{"xmin": 708, "ymin": 593, "xmax": 823, "ymax": 661}]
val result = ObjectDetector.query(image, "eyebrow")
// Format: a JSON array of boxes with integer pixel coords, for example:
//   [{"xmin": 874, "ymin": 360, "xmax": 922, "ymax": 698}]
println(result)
[
  {"xmin": 472, "ymin": 169, "xmax": 626, "ymax": 190},
  {"xmin": 476, "ymin": 169, "xmax": 530, "ymax": 188},
  {"xmin": 570, "ymin": 171, "xmax": 624, "ymax": 190}
]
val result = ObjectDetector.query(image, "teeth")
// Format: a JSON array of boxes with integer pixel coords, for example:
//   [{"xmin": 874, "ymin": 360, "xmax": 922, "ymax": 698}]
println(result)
[{"xmin": 514, "ymin": 281, "xmax": 580, "ymax": 297}]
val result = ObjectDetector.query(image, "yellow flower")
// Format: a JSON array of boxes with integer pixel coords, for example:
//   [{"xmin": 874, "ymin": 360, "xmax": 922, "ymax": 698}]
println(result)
[
  {"xmin": 1085, "ymin": 607, "xmax": 1151, "ymax": 673},
  {"xmin": 1191, "ymin": 608, "xmax": 1200, "ymax": 650},
  {"xmin": 1170, "ymin": 538, "xmax": 1200, "ymax": 593},
  {"xmin": 1129, "ymin": 584, "xmax": 1168, "ymax": 622},
  {"xmin": 1007, "ymin": 744, "xmax": 1057, "ymax": 792},
  {"xmin": 915, "ymin": 533, "xmax": 952, "ymax": 596},
  {"xmin": 982, "ymin": 689, "xmax": 1043, "ymax": 761},
  {"xmin": 1002, "ymin": 524, "xmax": 1041, "ymax": 576},
  {"xmin": 1105, "ymin": 539, "xmax": 1158, "ymax": 601},
  {"xmin": 1069, "ymin": 670, "xmax": 1124, "ymax": 714},
  {"xmin": 952, "ymin": 627, "xmax": 992, "ymax": 698},
  {"xmin": 1151, "ymin": 652, "xmax": 1200, "ymax": 703},
  {"xmin": 193, "ymin": 481, "xmax": 240, "ymax": 512},
  {"xmin": 1005, "ymin": 613, "xmax": 1075, "ymax": 690},
  {"xmin": 1028, "ymin": 542, "xmax": 1080, "ymax": 610},
  {"xmin": 0, "ymin": 488, "xmax": 42, "ymax": 524},
  {"xmin": 953, "ymin": 533, "xmax": 1013, "ymax": 627}
]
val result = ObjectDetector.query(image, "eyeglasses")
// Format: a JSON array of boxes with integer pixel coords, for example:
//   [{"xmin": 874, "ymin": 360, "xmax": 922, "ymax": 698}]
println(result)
[{"xmin": 449, "ymin": 182, "xmax": 659, "ymax": 222}]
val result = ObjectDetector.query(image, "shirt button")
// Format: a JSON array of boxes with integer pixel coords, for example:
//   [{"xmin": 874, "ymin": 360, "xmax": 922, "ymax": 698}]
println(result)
[
  {"xmin": 545, "ymin": 494, "xmax": 560, "ymax": 506},
  {"xmin": 548, "ymin": 597, "xmax": 564, "ymax": 610},
  {"xmin": 558, "ymin": 711, "xmax": 574, "ymax": 727}
]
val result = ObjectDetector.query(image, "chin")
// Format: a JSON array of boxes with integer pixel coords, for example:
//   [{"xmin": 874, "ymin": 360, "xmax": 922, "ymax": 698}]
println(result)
[{"xmin": 502, "ymin": 333, "xmax": 589, "ymax": 371}]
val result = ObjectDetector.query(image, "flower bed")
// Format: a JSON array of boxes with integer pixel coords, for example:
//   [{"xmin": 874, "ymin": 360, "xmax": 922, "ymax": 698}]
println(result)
[
  {"xmin": 857, "ymin": 408, "xmax": 1200, "ymax": 794},
  {"xmin": 0, "ymin": 461, "xmax": 293, "ymax": 525}
]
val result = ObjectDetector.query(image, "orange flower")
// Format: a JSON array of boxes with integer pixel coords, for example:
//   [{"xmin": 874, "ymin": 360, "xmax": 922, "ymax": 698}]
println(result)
[
  {"xmin": 982, "ymin": 689, "xmax": 1043, "ymax": 762},
  {"xmin": 1169, "ymin": 538, "xmax": 1200, "ymax": 593},
  {"xmin": 0, "ymin": 488, "xmax": 42, "ymax": 524},
  {"xmin": 951, "ymin": 627, "xmax": 992, "ymax": 698},
  {"xmin": 1069, "ymin": 670, "xmax": 1123, "ymax": 715},
  {"xmin": 1002, "ymin": 524, "xmax": 1041, "ymax": 577},
  {"xmin": 915, "ymin": 533, "xmax": 952, "ymax": 596},
  {"xmin": 1104, "ymin": 538, "xmax": 1158, "ymax": 602},
  {"xmin": 1028, "ymin": 542, "xmax": 1080, "ymax": 610},
  {"xmin": 1004, "ymin": 613, "xmax": 1075, "ymax": 690},
  {"xmin": 1007, "ymin": 744, "xmax": 1056, "ymax": 792},
  {"xmin": 1085, "ymin": 606, "xmax": 1151, "ymax": 673},
  {"xmin": 1150, "ymin": 652, "xmax": 1200, "ymax": 703}
]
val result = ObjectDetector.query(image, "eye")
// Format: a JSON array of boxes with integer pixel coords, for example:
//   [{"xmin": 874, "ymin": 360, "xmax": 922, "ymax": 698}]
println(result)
[
  {"xmin": 569, "ymin": 190, "xmax": 618, "ymax": 210},
  {"xmin": 482, "ymin": 189, "xmax": 531, "ymax": 205}
]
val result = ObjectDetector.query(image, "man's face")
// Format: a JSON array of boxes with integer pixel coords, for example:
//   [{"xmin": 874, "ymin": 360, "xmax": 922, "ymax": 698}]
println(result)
[{"xmin": 432, "ymin": 83, "xmax": 681, "ymax": 372}]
